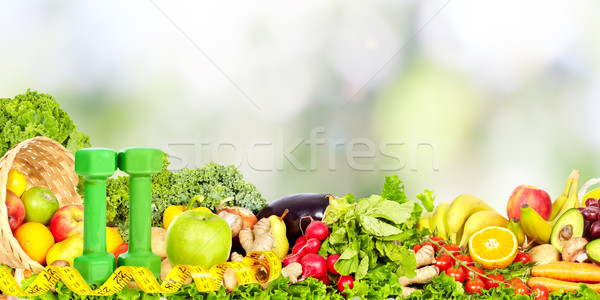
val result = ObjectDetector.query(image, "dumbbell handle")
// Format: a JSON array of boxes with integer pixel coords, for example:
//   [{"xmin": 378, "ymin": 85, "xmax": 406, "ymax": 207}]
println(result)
[
  {"xmin": 129, "ymin": 175, "xmax": 152, "ymax": 253},
  {"xmin": 83, "ymin": 177, "xmax": 109, "ymax": 254}
]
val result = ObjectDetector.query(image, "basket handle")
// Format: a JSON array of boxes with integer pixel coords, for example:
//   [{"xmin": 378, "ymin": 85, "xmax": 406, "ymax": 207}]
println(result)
[{"xmin": 578, "ymin": 178, "xmax": 600, "ymax": 201}]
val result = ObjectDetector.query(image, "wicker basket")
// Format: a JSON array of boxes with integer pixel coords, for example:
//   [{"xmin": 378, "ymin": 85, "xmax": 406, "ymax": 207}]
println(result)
[{"xmin": 0, "ymin": 137, "xmax": 82, "ymax": 273}]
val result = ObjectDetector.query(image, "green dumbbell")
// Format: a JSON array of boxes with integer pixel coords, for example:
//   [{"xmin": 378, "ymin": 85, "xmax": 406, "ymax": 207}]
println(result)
[
  {"xmin": 73, "ymin": 148, "xmax": 118, "ymax": 284},
  {"xmin": 116, "ymin": 147, "xmax": 162, "ymax": 278}
]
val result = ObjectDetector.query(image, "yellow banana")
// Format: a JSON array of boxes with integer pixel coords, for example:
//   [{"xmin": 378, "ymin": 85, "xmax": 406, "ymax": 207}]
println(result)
[
  {"xmin": 446, "ymin": 194, "xmax": 496, "ymax": 244},
  {"xmin": 507, "ymin": 217, "xmax": 525, "ymax": 246},
  {"xmin": 553, "ymin": 172, "xmax": 580, "ymax": 221},
  {"xmin": 417, "ymin": 211, "xmax": 432, "ymax": 232},
  {"xmin": 430, "ymin": 202, "xmax": 450, "ymax": 239},
  {"xmin": 520, "ymin": 204, "xmax": 555, "ymax": 244},
  {"xmin": 457, "ymin": 210, "xmax": 509, "ymax": 248},
  {"xmin": 550, "ymin": 170, "xmax": 577, "ymax": 221}
]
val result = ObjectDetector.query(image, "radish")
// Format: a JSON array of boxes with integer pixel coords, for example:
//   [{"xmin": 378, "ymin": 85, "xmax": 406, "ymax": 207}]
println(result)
[
  {"xmin": 318, "ymin": 274, "xmax": 332, "ymax": 285},
  {"xmin": 305, "ymin": 218, "xmax": 329, "ymax": 241},
  {"xmin": 326, "ymin": 254, "xmax": 341, "ymax": 275},
  {"xmin": 295, "ymin": 236, "xmax": 308, "ymax": 248},
  {"xmin": 301, "ymin": 253, "xmax": 327, "ymax": 279},
  {"xmin": 283, "ymin": 253, "xmax": 303, "ymax": 267},
  {"xmin": 306, "ymin": 238, "xmax": 321, "ymax": 254},
  {"xmin": 292, "ymin": 242, "xmax": 308, "ymax": 256},
  {"xmin": 337, "ymin": 275, "xmax": 354, "ymax": 295}
]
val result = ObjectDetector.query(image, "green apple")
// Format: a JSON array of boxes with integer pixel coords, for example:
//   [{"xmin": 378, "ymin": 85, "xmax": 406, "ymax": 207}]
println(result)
[
  {"xmin": 166, "ymin": 210, "xmax": 231, "ymax": 268},
  {"xmin": 21, "ymin": 186, "xmax": 60, "ymax": 225}
]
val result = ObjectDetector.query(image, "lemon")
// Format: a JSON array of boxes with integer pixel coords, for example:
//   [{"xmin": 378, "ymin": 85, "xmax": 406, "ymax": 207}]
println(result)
[
  {"xmin": 107, "ymin": 227, "xmax": 123, "ymax": 254},
  {"xmin": 7, "ymin": 169, "xmax": 27, "ymax": 197},
  {"xmin": 46, "ymin": 235, "xmax": 83, "ymax": 266}
]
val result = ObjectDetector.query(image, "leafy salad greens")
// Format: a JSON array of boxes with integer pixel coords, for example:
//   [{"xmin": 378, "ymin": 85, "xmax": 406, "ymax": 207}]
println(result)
[
  {"xmin": 105, "ymin": 154, "xmax": 267, "ymax": 240},
  {"xmin": 0, "ymin": 89, "xmax": 90, "ymax": 156},
  {"xmin": 319, "ymin": 175, "xmax": 434, "ymax": 281}
]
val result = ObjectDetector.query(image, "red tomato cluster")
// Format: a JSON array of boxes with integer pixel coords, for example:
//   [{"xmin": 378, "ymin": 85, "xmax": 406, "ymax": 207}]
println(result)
[{"xmin": 413, "ymin": 237, "xmax": 546, "ymax": 298}]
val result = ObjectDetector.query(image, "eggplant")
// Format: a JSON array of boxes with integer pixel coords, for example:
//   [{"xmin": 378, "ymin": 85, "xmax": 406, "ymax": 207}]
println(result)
[{"xmin": 257, "ymin": 193, "xmax": 330, "ymax": 246}]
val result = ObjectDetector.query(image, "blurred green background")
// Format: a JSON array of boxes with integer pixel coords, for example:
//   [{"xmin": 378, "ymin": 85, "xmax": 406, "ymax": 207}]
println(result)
[{"xmin": 1, "ymin": 1, "xmax": 599, "ymax": 215}]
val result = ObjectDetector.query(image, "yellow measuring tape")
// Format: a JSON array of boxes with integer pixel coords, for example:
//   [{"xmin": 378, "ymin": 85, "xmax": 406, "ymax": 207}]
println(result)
[{"xmin": 0, "ymin": 251, "xmax": 281, "ymax": 297}]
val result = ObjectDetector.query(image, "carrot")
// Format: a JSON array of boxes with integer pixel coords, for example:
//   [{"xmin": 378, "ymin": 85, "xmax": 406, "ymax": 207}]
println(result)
[
  {"xmin": 531, "ymin": 261, "xmax": 600, "ymax": 283},
  {"xmin": 528, "ymin": 277, "xmax": 600, "ymax": 293}
]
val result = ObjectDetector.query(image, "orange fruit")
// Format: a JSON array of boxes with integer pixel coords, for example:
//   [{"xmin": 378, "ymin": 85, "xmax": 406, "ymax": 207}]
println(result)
[
  {"xmin": 7, "ymin": 169, "xmax": 27, "ymax": 197},
  {"xmin": 14, "ymin": 222, "xmax": 55, "ymax": 265},
  {"xmin": 468, "ymin": 226, "xmax": 518, "ymax": 270},
  {"xmin": 106, "ymin": 227, "xmax": 123, "ymax": 254}
]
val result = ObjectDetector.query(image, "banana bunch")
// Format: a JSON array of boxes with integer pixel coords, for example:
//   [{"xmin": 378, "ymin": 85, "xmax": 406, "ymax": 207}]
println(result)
[
  {"xmin": 418, "ymin": 194, "xmax": 508, "ymax": 248},
  {"xmin": 519, "ymin": 170, "xmax": 580, "ymax": 244}
]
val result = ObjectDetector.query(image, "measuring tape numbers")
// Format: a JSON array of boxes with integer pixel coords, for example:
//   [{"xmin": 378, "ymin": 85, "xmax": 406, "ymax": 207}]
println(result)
[{"xmin": 0, "ymin": 251, "xmax": 281, "ymax": 297}]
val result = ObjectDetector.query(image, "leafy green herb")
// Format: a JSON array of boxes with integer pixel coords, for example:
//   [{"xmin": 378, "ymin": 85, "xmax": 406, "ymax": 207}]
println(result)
[
  {"xmin": 105, "ymin": 153, "xmax": 266, "ymax": 240},
  {"xmin": 416, "ymin": 189, "xmax": 436, "ymax": 212},
  {"xmin": 320, "ymin": 175, "xmax": 432, "ymax": 281},
  {"xmin": 0, "ymin": 90, "xmax": 90, "ymax": 156},
  {"xmin": 491, "ymin": 261, "xmax": 536, "ymax": 281}
]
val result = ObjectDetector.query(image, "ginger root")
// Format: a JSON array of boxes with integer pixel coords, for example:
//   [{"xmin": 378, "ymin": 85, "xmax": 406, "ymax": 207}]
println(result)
[
  {"xmin": 239, "ymin": 218, "xmax": 274, "ymax": 253},
  {"xmin": 281, "ymin": 262, "xmax": 302, "ymax": 284},
  {"xmin": 414, "ymin": 245, "xmax": 436, "ymax": 268},
  {"xmin": 399, "ymin": 265, "xmax": 439, "ymax": 287},
  {"xmin": 399, "ymin": 245, "xmax": 439, "ymax": 297},
  {"xmin": 230, "ymin": 252, "xmax": 244, "ymax": 262}
]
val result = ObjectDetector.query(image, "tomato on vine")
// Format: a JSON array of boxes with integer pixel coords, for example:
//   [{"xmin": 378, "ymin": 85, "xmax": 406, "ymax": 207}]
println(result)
[
  {"xmin": 429, "ymin": 236, "xmax": 445, "ymax": 251},
  {"xmin": 435, "ymin": 254, "xmax": 453, "ymax": 272},
  {"xmin": 532, "ymin": 284, "xmax": 549, "ymax": 300},
  {"xmin": 483, "ymin": 273, "xmax": 505, "ymax": 289},
  {"xmin": 514, "ymin": 283, "xmax": 531, "ymax": 295},
  {"xmin": 455, "ymin": 254, "xmax": 474, "ymax": 266},
  {"xmin": 465, "ymin": 278, "xmax": 486, "ymax": 294},
  {"xmin": 445, "ymin": 265, "xmax": 466, "ymax": 283},
  {"xmin": 465, "ymin": 266, "xmax": 485, "ymax": 281},
  {"xmin": 423, "ymin": 241, "xmax": 437, "ymax": 251},
  {"xmin": 514, "ymin": 252, "xmax": 532, "ymax": 263},
  {"xmin": 442, "ymin": 244, "xmax": 460, "ymax": 255},
  {"xmin": 413, "ymin": 244, "xmax": 422, "ymax": 253}
]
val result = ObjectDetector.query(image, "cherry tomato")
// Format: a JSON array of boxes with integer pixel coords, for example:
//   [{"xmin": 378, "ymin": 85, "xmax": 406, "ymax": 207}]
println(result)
[
  {"xmin": 413, "ymin": 244, "xmax": 422, "ymax": 253},
  {"xmin": 422, "ymin": 241, "xmax": 436, "ymax": 252},
  {"xmin": 435, "ymin": 254, "xmax": 453, "ymax": 272},
  {"xmin": 514, "ymin": 252, "xmax": 532, "ymax": 263},
  {"xmin": 442, "ymin": 244, "xmax": 461, "ymax": 255},
  {"xmin": 465, "ymin": 266, "xmax": 485, "ymax": 281},
  {"xmin": 429, "ymin": 236, "xmax": 445, "ymax": 251},
  {"xmin": 532, "ymin": 284, "xmax": 549, "ymax": 300},
  {"xmin": 511, "ymin": 277, "xmax": 524, "ymax": 286},
  {"xmin": 515, "ymin": 283, "xmax": 531, "ymax": 295},
  {"xmin": 483, "ymin": 273, "xmax": 505, "ymax": 289},
  {"xmin": 445, "ymin": 266, "xmax": 466, "ymax": 283},
  {"xmin": 455, "ymin": 254, "xmax": 474, "ymax": 266},
  {"xmin": 465, "ymin": 278, "xmax": 486, "ymax": 294}
]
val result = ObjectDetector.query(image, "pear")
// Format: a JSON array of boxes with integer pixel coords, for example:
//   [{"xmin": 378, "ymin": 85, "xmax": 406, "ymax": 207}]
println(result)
[
  {"xmin": 46, "ymin": 234, "xmax": 83, "ymax": 267},
  {"xmin": 268, "ymin": 210, "xmax": 290, "ymax": 260}
]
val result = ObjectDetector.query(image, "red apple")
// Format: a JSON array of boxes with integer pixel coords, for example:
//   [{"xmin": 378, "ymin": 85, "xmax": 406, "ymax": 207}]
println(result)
[
  {"xmin": 5, "ymin": 189, "xmax": 26, "ymax": 231},
  {"xmin": 49, "ymin": 204, "xmax": 84, "ymax": 242},
  {"xmin": 507, "ymin": 185, "xmax": 552, "ymax": 221}
]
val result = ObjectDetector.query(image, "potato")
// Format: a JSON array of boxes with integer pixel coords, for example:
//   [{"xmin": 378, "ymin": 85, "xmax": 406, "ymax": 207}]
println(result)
[
  {"xmin": 152, "ymin": 227, "xmax": 167, "ymax": 259},
  {"xmin": 49, "ymin": 260, "xmax": 70, "ymax": 267},
  {"xmin": 528, "ymin": 244, "xmax": 560, "ymax": 265}
]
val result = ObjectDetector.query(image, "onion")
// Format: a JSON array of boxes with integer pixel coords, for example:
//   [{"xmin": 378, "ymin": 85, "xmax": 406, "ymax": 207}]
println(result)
[{"xmin": 217, "ymin": 197, "xmax": 258, "ymax": 229}]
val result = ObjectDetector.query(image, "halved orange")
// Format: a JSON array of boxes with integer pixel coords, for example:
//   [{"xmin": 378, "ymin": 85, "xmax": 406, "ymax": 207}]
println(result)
[{"xmin": 468, "ymin": 226, "xmax": 517, "ymax": 270}]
